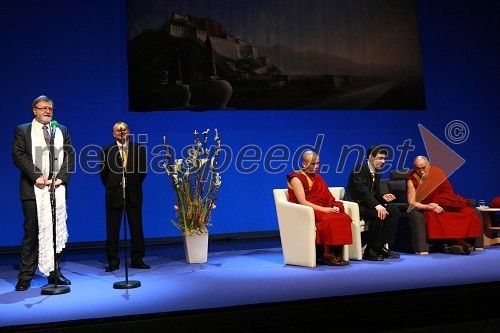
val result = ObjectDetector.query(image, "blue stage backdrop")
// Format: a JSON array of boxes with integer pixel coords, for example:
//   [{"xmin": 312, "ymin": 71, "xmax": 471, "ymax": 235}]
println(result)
[{"xmin": 1, "ymin": 0, "xmax": 498, "ymax": 248}]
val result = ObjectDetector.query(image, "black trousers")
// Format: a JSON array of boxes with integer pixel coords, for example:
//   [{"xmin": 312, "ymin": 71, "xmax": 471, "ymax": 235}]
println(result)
[
  {"xmin": 105, "ymin": 197, "xmax": 145, "ymax": 266},
  {"xmin": 359, "ymin": 204, "xmax": 400, "ymax": 248},
  {"xmin": 19, "ymin": 200, "xmax": 63, "ymax": 281}
]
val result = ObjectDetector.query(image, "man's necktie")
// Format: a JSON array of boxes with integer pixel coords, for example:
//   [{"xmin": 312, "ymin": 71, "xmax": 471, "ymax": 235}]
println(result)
[
  {"xmin": 42, "ymin": 125, "xmax": 50, "ymax": 146},
  {"xmin": 370, "ymin": 172, "xmax": 375, "ymax": 193},
  {"xmin": 122, "ymin": 146, "xmax": 128, "ymax": 168}
]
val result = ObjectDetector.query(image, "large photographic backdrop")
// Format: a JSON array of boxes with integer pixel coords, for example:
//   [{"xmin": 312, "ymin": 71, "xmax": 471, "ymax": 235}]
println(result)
[{"xmin": 127, "ymin": 0, "xmax": 425, "ymax": 111}]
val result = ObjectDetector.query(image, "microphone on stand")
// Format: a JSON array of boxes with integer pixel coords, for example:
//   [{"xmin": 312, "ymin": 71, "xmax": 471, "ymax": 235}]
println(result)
[
  {"xmin": 41, "ymin": 118, "xmax": 69, "ymax": 295},
  {"xmin": 113, "ymin": 121, "xmax": 140, "ymax": 290},
  {"xmin": 51, "ymin": 120, "xmax": 59, "ymax": 138}
]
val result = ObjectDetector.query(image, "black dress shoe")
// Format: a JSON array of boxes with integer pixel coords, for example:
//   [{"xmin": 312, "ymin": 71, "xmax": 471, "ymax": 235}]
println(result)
[
  {"xmin": 105, "ymin": 265, "xmax": 119, "ymax": 272},
  {"xmin": 443, "ymin": 244, "xmax": 465, "ymax": 255},
  {"xmin": 48, "ymin": 272, "xmax": 71, "ymax": 285},
  {"xmin": 456, "ymin": 240, "xmax": 473, "ymax": 255},
  {"xmin": 131, "ymin": 261, "xmax": 151, "ymax": 269},
  {"xmin": 363, "ymin": 247, "xmax": 384, "ymax": 261},
  {"xmin": 15, "ymin": 280, "xmax": 30, "ymax": 291},
  {"xmin": 378, "ymin": 247, "xmax": 400, "ymax": 259}
]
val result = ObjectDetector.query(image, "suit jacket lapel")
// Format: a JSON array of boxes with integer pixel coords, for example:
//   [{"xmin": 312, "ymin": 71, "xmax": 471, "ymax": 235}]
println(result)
[
  {"xmin": 110, "ymin": 144, "xmax": 122, "ymax": 169},
  {"xmin": 373, "ymin": 173, "xmax": 380, "ymax": 194},
  {"xmin": 126, "ymin": 142, "xmax": 134, "ymax": 171},
  {"xmin": 26, "ymin": 124, "xmax": 33, "ymax": 158},
  {"xmin": 364, "ymin": 163, "xmax": 377, "ymax": 193}
]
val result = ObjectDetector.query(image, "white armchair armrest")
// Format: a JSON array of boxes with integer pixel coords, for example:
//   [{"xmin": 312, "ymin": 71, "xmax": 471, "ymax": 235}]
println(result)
[{"xmin": 273, "ymin": 189, "xmax": 317, "ymax": 267}]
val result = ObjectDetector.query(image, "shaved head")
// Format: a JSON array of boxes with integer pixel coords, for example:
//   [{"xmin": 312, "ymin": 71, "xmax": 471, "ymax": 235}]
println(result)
[
  {"xmin": 413, "ymin": 155, "xmax": 429, "ymax": 164},
  {"xmin": 301, "ymin": 150, "xmax": 320, "ymax": 174},
  {"xmin": 302, "ymin": 150, "xmax": 318, "ymax": 164}
]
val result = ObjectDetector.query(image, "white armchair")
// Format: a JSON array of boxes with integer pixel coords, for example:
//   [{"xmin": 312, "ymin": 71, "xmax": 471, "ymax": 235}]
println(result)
[
  {"xmin": 340, "ymin": 200, "xmax": 366, "ymax": 260},
  {"xmin": 273, "ymin": 187, "xmax": 351, "ymax": 267},
  {"xmin": 330, "ymin": 188, "xmax": 366, "ymax": 260}
]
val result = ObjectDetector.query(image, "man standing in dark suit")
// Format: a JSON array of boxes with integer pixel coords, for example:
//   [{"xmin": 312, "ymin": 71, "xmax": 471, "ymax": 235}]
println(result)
[
  {"xmin": 12, "ymin": 95, "xmax": 74, "ymax": 291},
  {"xmin": 345, "ymin": 145, "xmax": 400, "ymax": 261},
  {"xmin": 100, "ymin": 121, "xmax": 149, "ymax": 272}
]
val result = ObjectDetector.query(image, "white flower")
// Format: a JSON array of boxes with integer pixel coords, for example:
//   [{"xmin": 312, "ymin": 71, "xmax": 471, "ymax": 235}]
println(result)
[
  {"xmin": 210, "ymin": 156, "xmax": 217, "ymax": 170},
  {"xmin": 199, "ymin": 158, "xmax": 208, "ymax": 168},
  {"xmin": 214, "ymin": 173, "xmax": 222, "ymax": 189},
  {"xmin": 175, "ymin": 159, "xmax": 183, "ymax": 172}
]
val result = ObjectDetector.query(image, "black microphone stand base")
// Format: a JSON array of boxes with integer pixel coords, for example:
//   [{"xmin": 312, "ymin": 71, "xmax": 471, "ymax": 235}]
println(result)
[
  {"xmin": 113, "ymin": 280, "xmax": 141, "ymax": 289},
  {"xmin": 41, "ymin": 285, "xmax": 71, "ymax": 295},
  {"xmin": 114, "ymin": 138, "xmax": 141, "ymax": 291}
]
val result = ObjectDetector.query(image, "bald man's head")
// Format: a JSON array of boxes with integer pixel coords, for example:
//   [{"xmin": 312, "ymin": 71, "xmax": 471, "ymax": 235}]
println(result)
[{"xmin": 302, "ymin": 150, "xmax": 320, "ymax": 173}]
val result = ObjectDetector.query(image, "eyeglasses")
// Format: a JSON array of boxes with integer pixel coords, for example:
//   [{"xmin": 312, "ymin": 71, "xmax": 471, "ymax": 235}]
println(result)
[
  {"xmin": 415, "ymin": 165, "xmax": 428, "ymax": 171},
  {"xmin": 34, "ymin": 106, "xmax": 54, "ymax": 111}
]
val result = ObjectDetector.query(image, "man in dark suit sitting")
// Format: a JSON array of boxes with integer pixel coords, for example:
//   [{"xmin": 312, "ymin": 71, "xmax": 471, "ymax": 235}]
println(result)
[
  {"xmin": 99, "ymin": 122, "xmax": 149, "ymax": 272},
  {"xmin": 345, "ymin": 145, "xmax": 400, "ymax": 261}
]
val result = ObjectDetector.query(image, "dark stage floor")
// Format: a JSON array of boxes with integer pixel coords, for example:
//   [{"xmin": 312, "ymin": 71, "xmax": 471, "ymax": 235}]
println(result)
[{"xmin": 1, "ymin": 237, "xmax": 500, "ymax": 332}]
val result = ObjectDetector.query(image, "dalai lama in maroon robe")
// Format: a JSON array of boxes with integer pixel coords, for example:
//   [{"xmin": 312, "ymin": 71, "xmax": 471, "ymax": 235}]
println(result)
[
  {"xmin": 407, "ymin": 156, "xmax": 482, "ymax": 255},
  {"xmin": 287, "ymin": 150, "xmax": 352, "ymax": 266}
]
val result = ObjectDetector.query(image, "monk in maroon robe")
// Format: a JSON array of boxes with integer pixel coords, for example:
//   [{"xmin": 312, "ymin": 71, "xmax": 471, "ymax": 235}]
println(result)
[
  {"xmin": 407, "ymin": 156, "xmax": 482, "ymax": 254},
  {"xmin": 287, "ymin": 150, "xmax": 352, "ymax": 266}
]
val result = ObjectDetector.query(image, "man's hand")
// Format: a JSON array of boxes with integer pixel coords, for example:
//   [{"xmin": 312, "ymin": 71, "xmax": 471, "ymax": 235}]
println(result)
[
  {"xmin": 383, "ymin": 193, "xmax": 396, "ymax": 202},
  {"xmin": 375, "ymin": 204, "xmax": 389, "ymax": 220},
  {"xmin": 35, "ymin": 176, "xmax": 46, "ymax": 189},
  {"xmin": 323, "ymin": 206, "xmax": 340, "ymax": 214},
  {"xmin": 45, "ymin": 178, "xmax": 63, "ymax": 189},
  {"xmin": 427, "ymin": 203, "xmax": 438, "ymax": 210},
  {"xmin": 428, "ymin": 203, "xmax": 444, "ymax": 214}
]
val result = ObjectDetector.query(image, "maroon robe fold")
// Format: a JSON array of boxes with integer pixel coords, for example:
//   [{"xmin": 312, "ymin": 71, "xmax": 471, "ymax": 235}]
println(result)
[
  {"xmin": 408, "ymin": 167, "xmax": 482, "ymax": 239},
  {"xmin": 287, "ymin": 171, "xmax": 352, "ymax": 245}
]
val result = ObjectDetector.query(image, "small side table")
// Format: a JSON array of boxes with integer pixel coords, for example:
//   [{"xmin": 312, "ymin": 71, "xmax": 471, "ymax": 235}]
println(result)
[{"xmin": 478, "ymin": 207, "xmax": 500, "ymax": 246}]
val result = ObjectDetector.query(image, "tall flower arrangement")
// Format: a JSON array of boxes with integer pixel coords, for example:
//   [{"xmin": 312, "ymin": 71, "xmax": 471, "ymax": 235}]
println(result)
[{"xmin": 163, "ymin": 129, "xmax": 222, "ymax": 235}]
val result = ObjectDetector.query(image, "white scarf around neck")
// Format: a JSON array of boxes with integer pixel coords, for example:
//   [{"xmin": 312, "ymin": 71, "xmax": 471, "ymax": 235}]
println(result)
[{"xmin": 30, "ymin": 120, "xmax": 69, "ymax": 276}]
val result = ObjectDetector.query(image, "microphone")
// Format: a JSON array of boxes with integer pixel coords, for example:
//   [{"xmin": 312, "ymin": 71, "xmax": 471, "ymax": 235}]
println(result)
[
  {"xmin": 50, "ymin": 120, "xmax": 59, "ymax": 138},
  {"xmin": 118, "ymin": 123, "xmax": 125, "ymax": 133}
]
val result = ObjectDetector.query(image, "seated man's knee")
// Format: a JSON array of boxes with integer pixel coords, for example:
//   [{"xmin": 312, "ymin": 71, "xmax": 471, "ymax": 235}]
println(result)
[
  {"xmin": 408, "ymin": 210, "xmax": 424, "ymax": 221},
  {"xmin": 386, "ymin": 205, "xmax": 400, "ymax": 221},
  {"xmin": 408, "ymin": 210, "xmax": 426, "ymax": 229}
]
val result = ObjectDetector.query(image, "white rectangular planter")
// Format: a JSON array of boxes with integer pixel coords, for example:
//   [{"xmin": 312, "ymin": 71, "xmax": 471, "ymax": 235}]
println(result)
[{"xmin": 183, "ymin": 233, "xmax": 209, "ymax": 263}]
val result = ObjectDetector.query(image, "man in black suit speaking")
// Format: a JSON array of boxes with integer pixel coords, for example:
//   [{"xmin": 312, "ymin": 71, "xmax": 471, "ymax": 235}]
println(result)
[
  {"xmin": 12, "ymin": 95, "xmax": 74, "ymax": 291},
  {"xmin": 99, "ymin": 121, "xmax": 149, "ymax": 272}
]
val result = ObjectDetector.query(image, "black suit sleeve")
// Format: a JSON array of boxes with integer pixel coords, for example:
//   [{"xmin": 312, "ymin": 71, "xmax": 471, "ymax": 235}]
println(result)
[
  {"xmin": 12, "ymin": 125, "xmax": 42, "ymax": 182},
  {"xmin": 99, "ymin": 146, "xmax": 109, "ymax": 187},
  {"xmin": 138, "ymin": 144, "xmax": 147, "ymax": 183},
  {"xmin": 349, "ymin": 170, "xmax": 381, "ymax": 209},
  {"xmin": 347, "ymin": 164, "xmax": 386, "ymax": 210},
  {"xmin": 56, "ymin": 125, "xmax": 75, "ymax": 185}
]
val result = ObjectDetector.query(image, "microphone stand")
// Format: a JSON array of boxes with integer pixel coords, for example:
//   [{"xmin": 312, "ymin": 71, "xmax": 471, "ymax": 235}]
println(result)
[
  {"xmin": 113, "ymin": 133, "xmax": 140, "ymax": 289},
  {"xmin": 41, "ymin": 124, "xmax": 70, "ymax": 295}
]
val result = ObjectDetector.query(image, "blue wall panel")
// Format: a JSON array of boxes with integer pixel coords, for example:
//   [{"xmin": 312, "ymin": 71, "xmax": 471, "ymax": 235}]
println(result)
[{"xmin": 1, "ymin": 0, "xmax": 498, "ymax": 247}]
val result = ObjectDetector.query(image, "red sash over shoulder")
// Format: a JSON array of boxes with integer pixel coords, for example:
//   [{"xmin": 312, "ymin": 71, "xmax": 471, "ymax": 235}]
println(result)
[{"xmin": 287, "ymin": 171, "xmax": 344, "ymax": 210}]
